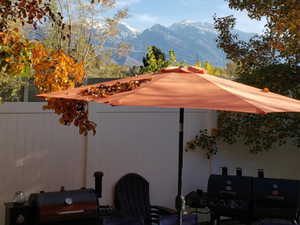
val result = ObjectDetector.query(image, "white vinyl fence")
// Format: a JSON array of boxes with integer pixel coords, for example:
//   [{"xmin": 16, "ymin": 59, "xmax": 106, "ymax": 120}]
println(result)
[{"xmin": 1, "ymin": 102, "xmax": 300, "ymax": 224}]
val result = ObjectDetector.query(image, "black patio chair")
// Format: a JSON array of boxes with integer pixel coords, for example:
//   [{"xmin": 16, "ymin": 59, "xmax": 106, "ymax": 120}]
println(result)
[
  {"xmin": 111, "ymin": 173, "xmax": 199, "ymax": 225},
  {"xmin": 113, "ymin": 173, "xmax": 176, "ymax": 225}
]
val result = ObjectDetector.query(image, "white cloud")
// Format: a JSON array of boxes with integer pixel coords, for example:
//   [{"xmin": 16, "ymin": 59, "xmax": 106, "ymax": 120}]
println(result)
[
  {"xmin": 116, "ymin": 0, "xmax": 141, "ymax": 7},
  {"xmin": 124, "ymin": 13, "xmax": 163, "ymax": 30},
  {"xmin": 133, "ymin": 13, "xmax": 160, "ymax": 23}
]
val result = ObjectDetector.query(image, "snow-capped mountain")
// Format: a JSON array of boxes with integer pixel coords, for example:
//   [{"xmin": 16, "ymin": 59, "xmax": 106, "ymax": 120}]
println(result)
[
  {"xmin": 112, "ymin": 20, "xmax": 253, "ymax": 67},
  {"xmin": 120, "ymin": 22, "xmax": 141, "ymax": 35},
  {"xmin": 116, "ymin": 22, "xmax": 141, "ymax": 39},
  {"xmin": 170, "ymin": 20, "xmax": 216, "ymax": 34}
]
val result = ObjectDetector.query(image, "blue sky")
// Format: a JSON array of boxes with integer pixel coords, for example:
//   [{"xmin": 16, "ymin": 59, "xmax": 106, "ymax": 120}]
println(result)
[{"xmin": 116, "ymin": 0, "xmax": 266, "ymax": 33}]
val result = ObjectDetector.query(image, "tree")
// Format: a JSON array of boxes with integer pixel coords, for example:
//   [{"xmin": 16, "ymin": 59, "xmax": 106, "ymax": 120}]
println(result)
[
  {"xmin": 224, "ymin": 61, "xmax": 238, "ymax": 78},
  {"xmin": 193, "ymin": 60, "xmax": 226, "ymax": 76},
  {"xmin": 41, "ymin": 0, "xmax": 128, "ymax": 79},
  {"xmin": 0, "ymin": 0, "xmax": 63, "ymax": 31},
  {"xmin": 0, "ymin": 72, "xmax": 24, "ymax": 103},
  {"xmin": 139, "ymin": 46, "xmax": 192, "ymax": 74},
  {"xmin": 203, "ymin": 61, "xmax": 215, "ymax": 74},
  {"xmin": 211, "ymin": 0, "xmax": 300, "ymax": 153},
  {"xmin": 141, "ymin": 46, "xmax": 168, "ymax": 73},
  {"xmin": 226, "ymin": 0, "xmax": 299, "ymax": 69},
  {"xmin": 0, "ymin": 0, "xmax": 66, "ymax": 102},
  {"xmin": 168, "ymin": 49, "xmax": 177, "ymax": 66},
  {"xmin": 88, "ymin": 49, "xmax": 129, "ymax": 78},
  {"xmin": 0, "ymin": 28, "xmax": 33, "ymax": 103}
]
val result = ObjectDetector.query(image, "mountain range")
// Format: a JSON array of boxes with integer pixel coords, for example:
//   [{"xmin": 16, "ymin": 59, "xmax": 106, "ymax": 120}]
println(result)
[
  {"xmin": 109, "ymin": 20, "xmax": 254, "ymax": 67},
  {"xmin": 28, "ymin": 20, "xmax": 254, "ymax": 68}
]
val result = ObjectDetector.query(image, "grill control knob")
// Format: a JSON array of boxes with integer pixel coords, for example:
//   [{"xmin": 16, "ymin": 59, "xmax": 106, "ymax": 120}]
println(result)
[
  {"xmin": 226, "ymin": 180, "xmax": 232, "ymax": 185},
  {"xmin": 65, "ymin": 197, "xmax": 73, "ymax": 205},
  {"xmin": 225, "ymin": 185, "xmax": 232, "ymax": 191},
  {"xmin": 16, "ymin": 214, "xmax": 25, "ymax": 224}
]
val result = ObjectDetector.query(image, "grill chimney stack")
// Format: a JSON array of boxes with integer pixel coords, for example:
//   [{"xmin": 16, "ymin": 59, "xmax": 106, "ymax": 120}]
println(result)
[
  {"xmin": 221, "ymin": 167, "xmax": 228, "ymax": 176},
  {"xmin": 94, "ymin": 171, "xmax": 104, "ymax": 198},
  {"xmin": 236, "ymin": 167, "xmax": 242, "ymax": 176},
  {"xmin": 257, "ymin": 169, "xmax": 264, "ymax": 178}
]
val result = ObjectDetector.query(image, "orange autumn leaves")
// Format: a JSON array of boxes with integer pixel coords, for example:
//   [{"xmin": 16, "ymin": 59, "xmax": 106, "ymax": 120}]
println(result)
[
  {"xmin": 33, "ymin": 43, "xmax": 85, "ymax": 93},
  {"xmin": 32, "ymin": 42, "xmax": 96, "ymax": 136},
  {"xmin": 43, "ymin": 99, "xmax": 96, "ymax": 136},
  {"xmin": 0, "ymin": 28, "xmax": 96, "ymax": 135}
]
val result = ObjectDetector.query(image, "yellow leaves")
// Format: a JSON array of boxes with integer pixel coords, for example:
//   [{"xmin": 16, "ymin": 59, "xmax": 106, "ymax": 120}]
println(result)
[
  {"xmin": 0, "ymin": 28, "xmax": 33, "ymax": 76},
  {"xmin": 0, "ymin": 28, "xmax": 20, "ymax": 45},
  {"xmin": 31, "ymin": 42, "xmax": 48, "ymax": 65}
]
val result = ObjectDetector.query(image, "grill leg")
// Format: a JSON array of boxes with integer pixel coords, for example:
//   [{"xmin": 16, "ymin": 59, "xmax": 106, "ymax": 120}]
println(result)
[
  {"xmin": 210, "ymin": 212, "xmax": 217, "ymax": 225},
  {"xmin": 216, "ymin": 216, "xmax": 220, "ymax": 225},
  {"xmin": 209, "ymin": 213, "xmax": 215, "ymax": 225}
]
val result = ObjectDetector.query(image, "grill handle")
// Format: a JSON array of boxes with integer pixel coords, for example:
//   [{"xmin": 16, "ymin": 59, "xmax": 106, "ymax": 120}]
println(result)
[{"xmin": 57, "ymin": 210, "xmax": 85, "ymax": 215}]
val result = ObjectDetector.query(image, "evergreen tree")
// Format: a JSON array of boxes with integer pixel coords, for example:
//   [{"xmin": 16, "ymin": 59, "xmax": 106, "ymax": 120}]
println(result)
[
  {"xmin": 142, "ymin": 46, "xmax": 168, "ymax": 73},
  {"xmin": 168, "ymin": 49, "xmax": 177, "ymax": 66}
]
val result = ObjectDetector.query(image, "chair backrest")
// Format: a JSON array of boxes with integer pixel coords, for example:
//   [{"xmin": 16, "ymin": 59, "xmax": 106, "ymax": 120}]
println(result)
[{"xmin": 114, "ymin": 173, "xmax": 151, "ymax": 223}]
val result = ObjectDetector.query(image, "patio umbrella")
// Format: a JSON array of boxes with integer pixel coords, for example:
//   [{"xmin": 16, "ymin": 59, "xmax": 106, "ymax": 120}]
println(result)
[{"xmin": 38, "ymin": 66, "xmax": 300, "ymax": 225}]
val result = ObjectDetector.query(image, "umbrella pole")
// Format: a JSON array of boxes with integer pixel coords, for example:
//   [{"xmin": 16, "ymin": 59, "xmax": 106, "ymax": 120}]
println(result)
[{"xmin": 176, "ymin": 108, "xmax": 184, "ymax": 225}]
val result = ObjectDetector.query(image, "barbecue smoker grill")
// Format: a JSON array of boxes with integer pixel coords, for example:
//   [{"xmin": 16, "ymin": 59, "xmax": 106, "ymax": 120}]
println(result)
[
  {"xmin": 253, "ymin": 177, "xmax": 300, "ymax": 224},
  {"xmin": 29, "ymin": 172, "xmax": 103, "ymax": 225},
  {"xmin": 207, "ymin": 167, "xmax": 252, "ymax": 225},
  {"xmin": 207, "ymin": 168, "xmax": 300, "ymax": 225}
]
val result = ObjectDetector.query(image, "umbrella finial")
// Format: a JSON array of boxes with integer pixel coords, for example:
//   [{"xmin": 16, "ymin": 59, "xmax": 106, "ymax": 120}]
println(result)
[{"xmin": 262, "ymin": 88, "xmax": 270, "ymax": 92}]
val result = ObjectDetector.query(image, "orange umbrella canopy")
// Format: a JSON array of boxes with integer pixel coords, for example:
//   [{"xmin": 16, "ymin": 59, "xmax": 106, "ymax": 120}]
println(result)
[{"xmin": 39, "ymin": 66, "xmax": 300, "ymax": 114}]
